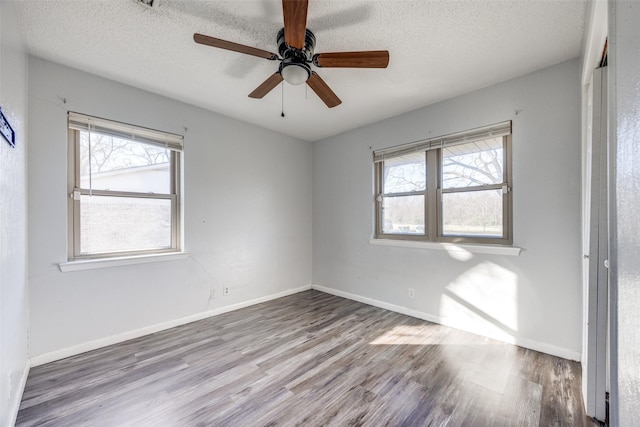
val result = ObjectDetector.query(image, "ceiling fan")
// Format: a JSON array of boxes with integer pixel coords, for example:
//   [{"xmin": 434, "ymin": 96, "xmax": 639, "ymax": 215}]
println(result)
[{"xmin": 193, "ymin": 0, "xmax": 389, "ymax": 108}]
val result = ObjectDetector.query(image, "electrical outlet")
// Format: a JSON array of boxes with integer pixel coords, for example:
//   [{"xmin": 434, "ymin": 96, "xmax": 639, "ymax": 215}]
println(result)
[
  {"xmin": 223, "ymin": 286, "xmax": 230, "ymax": 296},
  {"xmin": 408, "ymin": 288, "xmax": 415, "ymax": 299}
]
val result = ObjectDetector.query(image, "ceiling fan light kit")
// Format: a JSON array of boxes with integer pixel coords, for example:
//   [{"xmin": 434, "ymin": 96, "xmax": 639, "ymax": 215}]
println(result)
[
  {"xmin": 280, "ymin": 62, "xmax": 310, "ymax": 85},
  {"xmin": 193, "ymin": 0, "xmax": 389, "ymax": 108}
]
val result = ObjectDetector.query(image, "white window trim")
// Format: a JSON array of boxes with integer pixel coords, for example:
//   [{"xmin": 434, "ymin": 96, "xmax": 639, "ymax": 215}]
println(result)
[
  {"xmin": 373, "ymin": 121, "xmax": 513, "ymax": 246},
  {"xmin": 67, "ymin": 112, "xmax": 183, "ymax": 261},
  {"xmin": 368, "ymin": 238, "xmax": 521, "ymax": 256},
  {"xmin": 59, "ymin": 252, "xmax": 189, "ymax": 272}
]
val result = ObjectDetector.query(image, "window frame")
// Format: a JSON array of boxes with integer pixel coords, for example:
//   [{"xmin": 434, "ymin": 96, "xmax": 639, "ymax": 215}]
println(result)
[
  {"xmin": 67, "ymin": 113, "xmax": 182, "ymax": 260},
  {"xmin": 374, "ymin": 123, "xmax": 512, "ymax": 246}
]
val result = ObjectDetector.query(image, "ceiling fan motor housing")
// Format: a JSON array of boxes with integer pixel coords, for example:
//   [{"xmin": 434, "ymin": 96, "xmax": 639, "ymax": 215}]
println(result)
[
  {"xmin": 277, "ymin": 28, "xmax": 315, "ymax": 83},
  {"xmin": 277, "ymin": 28, "xmax": 316, "ymax": 60}
]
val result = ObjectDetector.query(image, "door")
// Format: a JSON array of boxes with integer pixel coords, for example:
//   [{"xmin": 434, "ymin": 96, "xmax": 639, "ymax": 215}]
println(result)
[{"xmin": 584, "ymin": 66, "xmax": 608, "ymax": 422}]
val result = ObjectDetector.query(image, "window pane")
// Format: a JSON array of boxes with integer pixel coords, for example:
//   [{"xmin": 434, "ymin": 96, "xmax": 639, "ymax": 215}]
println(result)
[
  {"xmin": 383, "ymin": 152, "xmax": 426, "ymax": 193},
  {"xmin": 382, "ymin": 195, "xmax": 425, "ymax": 234},
  {"xmin": 79, "ymin": 131, "xmax": 171, "ymax": 193},
  {"xmin": 442, "ymin": 189, "xmax": 502, "ymax": 237},
  {"xmin": 80, "ymin": 195, "xmax": 172, "ymax": 254},
  {"xmin": 442, "ymin": 138, "xmax": 503, "ymax": 189}
]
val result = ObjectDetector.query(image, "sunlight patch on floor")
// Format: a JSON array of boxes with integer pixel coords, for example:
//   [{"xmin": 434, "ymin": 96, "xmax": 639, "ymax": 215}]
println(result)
[{"xmin": 369, "ymin": 324, "xmax": 445, "ymax": 346}]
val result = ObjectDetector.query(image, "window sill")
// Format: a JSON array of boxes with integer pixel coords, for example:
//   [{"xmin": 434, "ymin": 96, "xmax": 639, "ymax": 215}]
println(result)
[
  {"xmin": 59, "ymin": 252, "xmax": 189, "ymax": 272},
  {"xmin": 368, "ymin": 239, "xmax": 521, "ymax": 256}
]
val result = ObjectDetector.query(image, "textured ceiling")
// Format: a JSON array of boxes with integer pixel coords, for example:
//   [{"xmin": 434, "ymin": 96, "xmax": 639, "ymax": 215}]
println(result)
[{"xmin": 15, "ymin": 0, "xmax": 586, "ymax": 142}]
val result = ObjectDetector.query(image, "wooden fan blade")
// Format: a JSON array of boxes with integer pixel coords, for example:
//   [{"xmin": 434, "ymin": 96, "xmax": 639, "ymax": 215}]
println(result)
[
  {"xmin": 282, "ymin": 0, "xmax": 308, "ymax": 49},
  {"xmin": 307, "ymin": 72, "xmax": 341, "ymax": 108},
  {"xmin": 194, "ymin": 33, "xmax": 278, "ymax": 60},
  {"xmin": 249, "ymin": 72, "xmax": 284, "ymax": 99},
  {"xmin": 313, "ymin": 51, "xmax": 390, "ymax": 68}
]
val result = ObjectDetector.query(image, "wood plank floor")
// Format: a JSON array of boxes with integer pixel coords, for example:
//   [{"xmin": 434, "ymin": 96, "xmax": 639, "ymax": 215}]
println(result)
[{"xmin": 17, "ymin": 290, "xmax": 599, "ymax": 426}]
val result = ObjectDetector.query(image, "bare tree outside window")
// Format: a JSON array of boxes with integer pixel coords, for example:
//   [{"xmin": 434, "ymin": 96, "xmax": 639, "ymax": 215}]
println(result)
[
  {"xmin": 375, "ymin": 130, "xmax": 512, "ymax": 245},
  {"xmin": 381, "ymin": 152, "xmax": 426, "ymax": 234},
  {"xmin": 68, "ymin": 112, "xmax": 182, "ymax": 259},
  {"xmin": 442, "ymin": 138, "xmax": 503, "ymax": 188},
  {"xmin": 441, "ymin": 139, "xmax": 505, "ymax": 237},
  {"xmin": 79, "ymin": 132, "xmax": 171, "ymax": 194},
  {"xmin": 79, "ymin": 132, "xmax": 170, "ymax": 174}
]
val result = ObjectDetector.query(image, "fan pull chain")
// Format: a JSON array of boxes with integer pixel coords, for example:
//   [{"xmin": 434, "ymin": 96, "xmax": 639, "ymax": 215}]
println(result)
[{"xmin": 281, "ymin": 82, "xmax": 285, "ymax": 118}]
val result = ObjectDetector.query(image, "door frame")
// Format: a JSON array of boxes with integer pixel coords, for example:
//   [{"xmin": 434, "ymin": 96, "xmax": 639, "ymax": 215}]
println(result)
[{"xmin": 580, "ymin": 0, "xmax": 608, "ymax": 420}]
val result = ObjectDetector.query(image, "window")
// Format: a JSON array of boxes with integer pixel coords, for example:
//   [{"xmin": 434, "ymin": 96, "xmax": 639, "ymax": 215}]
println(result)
[
  {"xmin": 374, "ymin": 121, "xmax": 512, "ymax": 245},
  {"xmin": 67, "ymin": 112, "xmax": 182, "ymax": 259}
]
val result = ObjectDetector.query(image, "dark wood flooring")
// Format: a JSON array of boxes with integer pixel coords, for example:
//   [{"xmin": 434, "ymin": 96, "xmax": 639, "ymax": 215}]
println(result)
[{"xmin": 17, "ymin": 290, "xmax": 599, "ymax": 426}]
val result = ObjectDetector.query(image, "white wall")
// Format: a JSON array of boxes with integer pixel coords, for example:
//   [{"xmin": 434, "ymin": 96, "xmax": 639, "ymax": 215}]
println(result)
[
  {"xmin": 0, "ymin": 1, "xmax": 30, "ymax": 426},
  {"xmin": 609, "ymin": 1, "xmax": 640, "ymax": 424},
  {"xmin": 313, "ymin": 59, "xmax": 582, "ymax": 359},
  {"xmin": 27, "ymin": 57, "xmax": 312, "ymax": 359}
]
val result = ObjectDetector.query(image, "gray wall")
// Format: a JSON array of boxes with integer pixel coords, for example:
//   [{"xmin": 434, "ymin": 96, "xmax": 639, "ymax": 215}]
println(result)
[
  {"xmin": 27, "ymin": 57, "xmax": 313, "ymax": 359},
  {"xmin": 0, "ymin": 2, "xmax": 29, "ymax": 425},
  {"xmin": 312, "ymin": 59, "xmax": 582, "ymax": 359},
  {"xmin": 609, "ymin": 1, "xmax": 640, "ymax": 424}
]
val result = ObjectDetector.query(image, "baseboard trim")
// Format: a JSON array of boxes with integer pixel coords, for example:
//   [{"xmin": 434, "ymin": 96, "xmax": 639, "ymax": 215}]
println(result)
[
  {"xmin": 311, "ymin": 284, "xmax": 581, "ymax": 361},
  {"xmin": 30, "ymin": 285, "xmax": 312, "ymax": 367},
  {"xmin": 29, "ymin": 283, "xmax": 579, "ymax": 367},
  {"xmin": 7, "ymin": 359, "xmax": 30, "ymax": 427}
]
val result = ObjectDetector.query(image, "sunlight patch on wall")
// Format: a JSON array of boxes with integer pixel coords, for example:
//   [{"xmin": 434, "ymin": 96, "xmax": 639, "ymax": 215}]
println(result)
[
  {"xmin": 440, "ymin": 261, "xmax": 518, "ymax": 341},
  {"xmin": 442, "ymin": 243, "xmax": 474, "ymax": 261}
]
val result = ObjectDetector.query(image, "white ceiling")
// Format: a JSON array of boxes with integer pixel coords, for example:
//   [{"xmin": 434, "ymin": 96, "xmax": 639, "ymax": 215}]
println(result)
[{"xmin": 15, "ymin": 0, "xmax": 587, "ymax": 142}]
